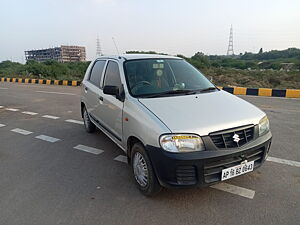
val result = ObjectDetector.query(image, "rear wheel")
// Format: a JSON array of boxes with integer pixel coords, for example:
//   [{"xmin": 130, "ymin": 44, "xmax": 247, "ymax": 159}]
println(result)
[
  {"xmin": 83, "ymin": 107, "xmax": 96, "ymax": 133},
  {"xmin": 131, "ymin": 143, "xmax": 161, "ymax": 196}
]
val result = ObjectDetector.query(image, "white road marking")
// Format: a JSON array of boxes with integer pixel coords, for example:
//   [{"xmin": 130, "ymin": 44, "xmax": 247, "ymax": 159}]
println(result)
[
  {"xmin": 65, "ymin": 119, "xmax": 84, "ymax": 125},
  {"xmin": 11, "ymin": 128, "xmax": 33, "ymax": 135},
  {"xmin": 0, "ymin": 124, "xmax": 6, "ymax": 127},
  {"xmin": 36, "ymin": 91, "xmax": 77, "ymax": 96},
  {"xmin": 73, "ymin": 144, "xmax": 104, "ymax": 155},
  {"xmin": 114, "ymin": 155, "xmax": 128, "ymax": 163},
  {"xmin": 211, "ymin": 183, "xmax": 255, "ymax": 199},
  {"xmin": 0, "ymin": 106, "xmax": 3, "ymax": 108},
  {"xmin": 42, "ymin": 115, "xmax": 60, "ymax": 120},
  {"xmin": 5, "ymin": 108, "xmax": 19, "ymax": 112},
  {"xmin": 0, "ymin": 87, "xmax": 8, "ymax": 89},
  {"xmin": 35, "ymin": 135, "xmax": 60, "ymax": 143},
  {"xmin": 267, "ymin": 156, "xmax": 300, "ymax": 168},
  {"xmin": 22, "ymin": 111, "xmax": 38, "ymax": 115}
]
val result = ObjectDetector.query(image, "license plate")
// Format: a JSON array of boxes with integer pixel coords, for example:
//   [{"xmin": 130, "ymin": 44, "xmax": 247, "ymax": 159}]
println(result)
[{"xmin": 221, "ymin": 160, "xmax": 254, "ymax": 181}]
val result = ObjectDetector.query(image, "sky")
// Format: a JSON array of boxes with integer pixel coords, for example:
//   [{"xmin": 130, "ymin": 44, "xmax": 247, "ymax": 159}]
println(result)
[{"xmin": 0, "ymin": 0, "xmax": 299, "ymax": 63}]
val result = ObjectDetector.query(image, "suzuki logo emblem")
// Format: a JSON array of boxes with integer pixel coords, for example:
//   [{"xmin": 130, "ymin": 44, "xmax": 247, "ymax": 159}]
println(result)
[{"xmin": 233, "ymin": 134, "xmax": 240, "ymax": 143}]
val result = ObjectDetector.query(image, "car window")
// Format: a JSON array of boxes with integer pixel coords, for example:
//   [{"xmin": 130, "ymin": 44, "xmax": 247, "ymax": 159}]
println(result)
[
  {"xmin": 89, "ymin": 60, "xmax": 106, "ymax": 87},
  {"xmin": 124, "ymin": 59, "xmax": 215, "ymax": 97},
  {"xmin": 103, "ymin": 61, "xmax": 122, "ymax": 88}
]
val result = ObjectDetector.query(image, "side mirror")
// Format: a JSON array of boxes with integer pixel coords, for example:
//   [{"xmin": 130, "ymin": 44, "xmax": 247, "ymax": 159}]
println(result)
[{"xmin": 103, "ymin": 85, "xmax": 119, "ymax": 96}]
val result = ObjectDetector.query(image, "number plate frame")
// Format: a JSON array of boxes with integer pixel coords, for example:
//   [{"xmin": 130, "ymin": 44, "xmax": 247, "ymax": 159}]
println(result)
[{"xmin": 221, "ymin": 160, "xmax": 254, "ymax": 181}]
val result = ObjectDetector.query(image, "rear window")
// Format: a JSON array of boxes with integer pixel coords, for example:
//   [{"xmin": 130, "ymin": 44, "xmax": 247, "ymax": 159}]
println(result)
[{"xmin": 89, "ymin": 60, "xmax": 106, "ymax": 87}]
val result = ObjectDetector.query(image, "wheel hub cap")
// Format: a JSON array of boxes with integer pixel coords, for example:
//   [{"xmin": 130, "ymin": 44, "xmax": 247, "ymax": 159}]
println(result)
[{"xmin": 133, "ymin": 152, "xmax": 148, "ymax": 187}]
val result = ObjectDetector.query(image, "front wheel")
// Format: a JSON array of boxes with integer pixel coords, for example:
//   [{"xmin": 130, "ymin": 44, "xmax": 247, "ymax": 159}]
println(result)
[{"xmin": 131, "ymin": 143, "xmax": 161, "ymax": 196}]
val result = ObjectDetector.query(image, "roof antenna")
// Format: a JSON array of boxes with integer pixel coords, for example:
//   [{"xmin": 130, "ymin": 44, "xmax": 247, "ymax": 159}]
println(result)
[{"xmin": 112, "ymin": 37, "xmax": 120, "ymax": 55}]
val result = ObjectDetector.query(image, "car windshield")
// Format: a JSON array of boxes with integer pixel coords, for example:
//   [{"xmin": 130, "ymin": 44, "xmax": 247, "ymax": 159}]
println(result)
[{"xmin": 123, "ymin": 58, "xmax": 216, "ymax": 98}]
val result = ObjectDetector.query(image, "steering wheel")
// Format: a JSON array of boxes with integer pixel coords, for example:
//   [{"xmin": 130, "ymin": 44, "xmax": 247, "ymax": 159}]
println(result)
[{"xmin": 131, "ymin": 81, "xmax": 152, "ymax": 91}]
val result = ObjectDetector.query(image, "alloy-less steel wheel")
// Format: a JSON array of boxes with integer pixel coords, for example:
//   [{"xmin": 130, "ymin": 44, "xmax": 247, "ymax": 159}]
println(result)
[
  {"xmin": 83, "ymin": 107, "xmax": 96, "ymax": 133},
  {"xmin": 131, "ymin": 143, "xmax": 161, "ymax": 196}
]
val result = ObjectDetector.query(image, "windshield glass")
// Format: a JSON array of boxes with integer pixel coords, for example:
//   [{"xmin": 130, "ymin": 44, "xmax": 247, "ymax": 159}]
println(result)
[{"xmin": 123, "ymin": 59, "xmax": 216, "ymax": 97}]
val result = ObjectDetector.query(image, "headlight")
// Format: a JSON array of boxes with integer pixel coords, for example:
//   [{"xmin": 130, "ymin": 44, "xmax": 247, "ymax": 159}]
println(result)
[
  {"xmin": 159, "ymin": 134, "xmax": 205, "ymax": 153},
  {"xmin": 259, "ymin": 116, "xmax": 270, "ymax": 136}
]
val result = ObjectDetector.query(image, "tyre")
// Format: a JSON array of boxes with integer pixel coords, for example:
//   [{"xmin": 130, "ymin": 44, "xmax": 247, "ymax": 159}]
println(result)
[
  {"xmin": 83, "ymin": 107, "xmax": 96, "ymax": 133},
  {"xmin": 131, "ymin": 143, "xmax": 162, "ymax": 196}
]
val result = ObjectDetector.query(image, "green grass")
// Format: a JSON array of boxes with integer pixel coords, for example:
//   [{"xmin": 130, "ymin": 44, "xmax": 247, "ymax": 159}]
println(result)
[
  {"xmin": 0, "ymin": 60, "xmax": 299, "ymax": 89},
  {"xmin": 202, "ymin": 68, "xmax": 300, "ymax": 89}
]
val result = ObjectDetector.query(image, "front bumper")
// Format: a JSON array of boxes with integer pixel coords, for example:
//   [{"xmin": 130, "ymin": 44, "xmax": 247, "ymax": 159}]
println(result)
[{"xmin": 146, "ymin": 131, "xmax": 272, "ymax": 188}]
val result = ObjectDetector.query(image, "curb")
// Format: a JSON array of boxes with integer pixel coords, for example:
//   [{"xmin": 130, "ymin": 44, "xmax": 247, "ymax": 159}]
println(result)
[
  {"xmin": 0, "ymin": 77, "xmax": 81, "ymax": 86},
  {"xmin": 1, "ymin": 77, "xmax": 299, "ymax": 98},
  {"xmin": 218, "ymin": 86, "xmax": 300, "ymax": 98}
]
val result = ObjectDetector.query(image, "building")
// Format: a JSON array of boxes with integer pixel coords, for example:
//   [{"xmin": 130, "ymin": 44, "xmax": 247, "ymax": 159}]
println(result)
[{"xmin": 25, "ymin": 45, "xmax": 86, "ymax": 62}]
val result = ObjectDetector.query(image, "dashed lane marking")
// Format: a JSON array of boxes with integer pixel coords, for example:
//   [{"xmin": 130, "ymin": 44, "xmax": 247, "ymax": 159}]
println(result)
[
  {"xmin": 65, "ymin": 119, "xmax": 84, "ymax": 125},
  {"xmin": 5, "ymin": 108, "xmax": 19, "ymax": 112},
  {"xmin": 0, "ymin": 106, "xmax": 4, "ymax": 108},
  {"xmin": 114, "ymin": 155, "xmax": 128, "ymax": 163},
  {"xmin": 22, "ymin": 111, "xmax": 38, "ymax": 115},
  {"xmin": 36, "ymin": 91, "xmax": 77, "ymax": 96},
  {"xmin": 42, "ymin": 115, "xmax": 60, "ymax": 120},
  {"xmin": 11, "ymin": 128, "xmax": 33, "ymax": 135},
  {"xmin": 73, "ymin": 144, "xmax": 104, "ymax": 155},
  {"xmin": 0, "ymin": 124, "xmax": 6, "ymax": 127},
  {"xmin": 267, "ymin": 156, "xmax": 300, "ymax": 168},
  {"xmin": 35, "ymin": 135, "xmax": 60, "ymax": 143},
  {"xmin": 211, "ymin": 183, "xmax": 255, "ymax": 199},
  {"xmin": 0, "ymin": 87, "xmax": 8, "ymax": 89}
]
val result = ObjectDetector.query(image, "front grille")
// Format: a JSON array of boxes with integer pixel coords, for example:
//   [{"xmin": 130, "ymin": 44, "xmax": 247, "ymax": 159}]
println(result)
[
  {"xmin": 176, "ymin": 165, "xmax": 197, "ymax": 185},
  {"xmin": 210, "ymin": 126, "xmax": 254, "ymax": 148},
  {"xmin": 204, "ymin": 147, "xmax": 265, "ymax": 183}
]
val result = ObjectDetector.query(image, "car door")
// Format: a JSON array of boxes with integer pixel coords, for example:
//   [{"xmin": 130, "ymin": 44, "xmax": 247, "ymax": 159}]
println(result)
[
  {"xmin": 83, "ymin": 60, "xmax": 106, "ymax": 121},
  {"xmin": 97, "ymin": 60, "xmax": 123, "ymax": 143}
]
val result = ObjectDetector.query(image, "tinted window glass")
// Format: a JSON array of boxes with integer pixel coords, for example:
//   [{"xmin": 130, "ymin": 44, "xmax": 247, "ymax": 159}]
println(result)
[
  {"xmin": 103, "ymin": 61, "xmax": 122, "ymax": 88},
  {"xmin": 89, "ymin": 60, "xmax": 106, "ymax": 87}
]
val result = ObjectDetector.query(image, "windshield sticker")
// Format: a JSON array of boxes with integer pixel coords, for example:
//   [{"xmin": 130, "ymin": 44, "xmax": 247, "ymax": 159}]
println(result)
[
  {"xmin": 153, "ymin": 63, "xmax": 164, "ymax": 69},
  {"xmin": 156, "ymin": 70, "xmax": 163, "ymax": 76}
]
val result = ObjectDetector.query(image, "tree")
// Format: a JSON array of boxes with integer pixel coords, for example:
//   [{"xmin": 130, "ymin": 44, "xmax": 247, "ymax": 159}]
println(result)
[{"xmin": 189, "ymin": 52, "xmax": 211, "ymax": 69}]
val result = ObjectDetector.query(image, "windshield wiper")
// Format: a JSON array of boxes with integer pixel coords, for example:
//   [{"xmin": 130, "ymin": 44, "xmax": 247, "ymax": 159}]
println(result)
[
  {"xmin": 199, "ymin": 87, "xmax": 217, "ymax": 92},
  {"xmin": 137, "ymin": 89, "xmax": 197, "ymax": 98}
]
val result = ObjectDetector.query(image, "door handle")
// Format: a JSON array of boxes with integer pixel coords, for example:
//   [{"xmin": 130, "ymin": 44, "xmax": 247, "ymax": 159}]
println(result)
[
  {"xmin": 99, "ymin": 96, "xmax": 104, "ymax": 101},
  {"xmin": 84, "ymin": 87, "xmax": 88, "ymax": 93}
]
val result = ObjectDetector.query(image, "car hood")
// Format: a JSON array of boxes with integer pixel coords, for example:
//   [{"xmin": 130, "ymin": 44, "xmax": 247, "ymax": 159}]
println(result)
[{"xmin": 138, "ymin": 90, "xmax": 265, "ymax": 136}]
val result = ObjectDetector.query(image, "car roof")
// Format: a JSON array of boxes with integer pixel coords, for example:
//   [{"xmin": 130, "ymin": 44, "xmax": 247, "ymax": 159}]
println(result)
[{"xmin": 95, "ymin": 54, "xmax": 181, "ymax": 61}]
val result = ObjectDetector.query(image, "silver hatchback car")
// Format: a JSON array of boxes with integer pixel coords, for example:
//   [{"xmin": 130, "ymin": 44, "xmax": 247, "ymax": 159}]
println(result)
[{"xmin": 80, "ymin": 54, "xmax": 272, "ymax": 196}]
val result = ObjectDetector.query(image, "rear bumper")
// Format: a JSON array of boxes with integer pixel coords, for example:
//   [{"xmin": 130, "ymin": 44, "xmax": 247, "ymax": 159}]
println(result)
[{"xmin": 146, "ymin": 131, "xmax": 272, "ymax": 188}]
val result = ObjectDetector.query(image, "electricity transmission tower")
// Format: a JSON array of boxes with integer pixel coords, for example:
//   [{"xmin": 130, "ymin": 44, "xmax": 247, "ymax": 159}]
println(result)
[
  {"xmin": 226, "ymin": 25, "xmax": 234, "ymax": 56},
  {"xmin": 96, "ymin": 35, "xmax": 103, "ymax": 57}
]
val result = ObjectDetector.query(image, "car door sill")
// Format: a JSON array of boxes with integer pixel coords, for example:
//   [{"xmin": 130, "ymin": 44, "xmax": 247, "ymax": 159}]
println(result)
[{"xmin": 89, "ymin": 114, "xmax": 125, "ymax": 152}]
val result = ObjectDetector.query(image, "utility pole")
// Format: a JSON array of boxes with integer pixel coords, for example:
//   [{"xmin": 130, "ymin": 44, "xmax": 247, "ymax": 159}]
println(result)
[
  {"xmin": 96, "ymin": 35, "xmax": 103, "ymax": 57},
  {"xmin": 227, "ymin": 25, "xmax": 234, "ymax": 56}
]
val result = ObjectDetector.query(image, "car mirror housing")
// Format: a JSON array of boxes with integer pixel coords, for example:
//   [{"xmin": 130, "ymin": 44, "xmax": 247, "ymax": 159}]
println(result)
[
  {"xmin": 103, "ymin": 85, "xmax": 125, "ymax": 102},
  {"xmin": 103, "ymin": 85, "xmax": 119, "ymax": 96}
]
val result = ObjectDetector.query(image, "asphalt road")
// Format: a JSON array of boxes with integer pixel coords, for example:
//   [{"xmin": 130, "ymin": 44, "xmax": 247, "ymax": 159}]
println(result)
[{"xmin": 0, "ymin": 82, "xmax": 299, "ymax": 225}]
